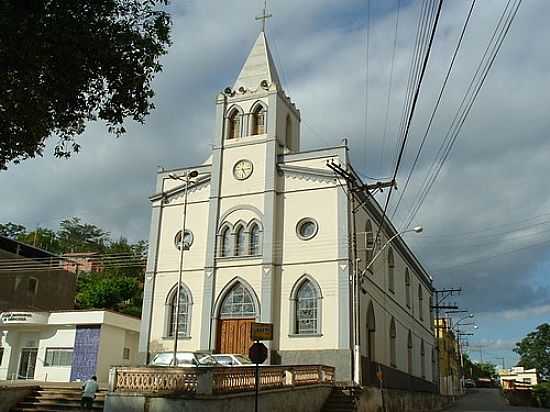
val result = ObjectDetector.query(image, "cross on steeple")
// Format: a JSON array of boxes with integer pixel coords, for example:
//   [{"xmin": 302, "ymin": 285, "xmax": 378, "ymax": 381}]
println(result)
[{"xmin": 255, "ymin": 0, "xmax": 272, "ymax": 32}]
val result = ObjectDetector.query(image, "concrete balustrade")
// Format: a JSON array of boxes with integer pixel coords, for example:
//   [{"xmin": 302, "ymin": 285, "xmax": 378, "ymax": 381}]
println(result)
[{"xmin": 109, "ymin": 365, "xmax": 334, "ymax": 395}]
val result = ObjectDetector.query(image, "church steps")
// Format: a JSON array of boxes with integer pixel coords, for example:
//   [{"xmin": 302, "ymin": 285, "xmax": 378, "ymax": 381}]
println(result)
[
  {"xmin": 10, "ymin": 386, "xmax": 105, "ymax": 412},
  {"xmin": 321, "ymin": 388, "xmax": 357, "ymax": 412}
]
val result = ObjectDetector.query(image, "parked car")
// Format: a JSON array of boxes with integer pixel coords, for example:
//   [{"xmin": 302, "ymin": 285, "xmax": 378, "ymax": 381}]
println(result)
[
  {"xmin": 464, "ymin": 378, "xmax": 476, "ymax": 388},
  {"xmin": 150, "ymin": 352, "xmax": 221, "ymax": 367},
  {"xmin": 476, "ymin": 378, "xmax": 496, "ymax": 388},
  {"xmin": 212, "ymin": 354, "xmax": 255, "ymax": 367}
]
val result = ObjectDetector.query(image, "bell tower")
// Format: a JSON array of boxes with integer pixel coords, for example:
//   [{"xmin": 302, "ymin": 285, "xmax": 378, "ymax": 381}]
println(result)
[
  {"xmin": 213, "ymin": 30, "xmax": 301, "ymax": 154},
  {"xmin": 200, "ymin": 27, "xmax": 301, "ymax": 352}
]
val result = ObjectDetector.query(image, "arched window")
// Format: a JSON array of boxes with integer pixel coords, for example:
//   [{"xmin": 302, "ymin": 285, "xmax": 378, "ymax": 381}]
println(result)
[
  {"xmin": 228, "ymin": 108, "xmax": 241, "ymax": 139},
  {"xmin": 390, "ymin": 318, "xmax": 397, "ymax": 367},
  {"xmin": 418, "ymin": 285, "xmax": 424, "ymax": 321},
  {"xmin": 405, "ymin": 268, "xmax": 411, "ymax": 308},
  {"xmin": 388, "ymin": 248, "xmax": 395, "ymax": 293},
  {"xmin": 249, "ymin": 223, "xmax": 261, "ymax": 255},
  {"xmin": 365, "ymin": 220, "xmax": 374, "ymax": 264},
  {"xmin": 367, "ymin": 302, "xmax": 376, "ymax": 360},
  {"xmin": 407, "ymin": 330, "xmax": 413, "ymax": 374},
  {"xmin": 251, "ymin": 104, "xmax": 266, "ymax": 135},
  {"xmin": 168, "ymin": 286, "xmax": 191, "ymax": 337},
  {"xmin": 294, "ymin": 279, "xmax": 321, "ymax": 335},
  {"xmin": 220, "ymin": 226, "xmax": 231, "ymax": 257},
  {"xmin": 421, "ymin": 340, "xmax": 426, "ymax": 379},
  {"xmin": 220, "ymin": 282, "xmax": 256, "ymax": 318},
  {"xmin": 234, "ymin": 225, "xmax": 246, "ymax": 256}
]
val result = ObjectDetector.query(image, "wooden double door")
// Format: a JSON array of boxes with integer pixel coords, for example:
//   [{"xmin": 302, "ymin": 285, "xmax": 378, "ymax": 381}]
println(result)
[{"xmin": 216, "ymin": 318, "xmax": 255, "ymax": 355}]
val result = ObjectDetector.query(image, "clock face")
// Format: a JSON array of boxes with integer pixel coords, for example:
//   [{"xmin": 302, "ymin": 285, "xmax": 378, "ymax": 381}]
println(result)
[{"xmin": 233, "ymin": 159, "xmax": 253, "ymax": 180}]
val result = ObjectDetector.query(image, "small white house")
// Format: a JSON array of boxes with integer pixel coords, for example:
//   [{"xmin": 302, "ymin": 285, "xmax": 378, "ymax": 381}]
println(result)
[
  {"xmin": 0, "ymin": 310, "xmax": 140, "ymax": 383},
  {"xmin": 499, "ymin": 366, "xmax": 539, "ymax": 388}
]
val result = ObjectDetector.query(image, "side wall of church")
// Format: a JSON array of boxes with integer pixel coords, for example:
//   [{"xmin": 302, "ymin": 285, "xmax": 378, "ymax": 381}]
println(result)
[{"xmin": 355, "ymin": 207, "xmax": 435, "ymax": 382}]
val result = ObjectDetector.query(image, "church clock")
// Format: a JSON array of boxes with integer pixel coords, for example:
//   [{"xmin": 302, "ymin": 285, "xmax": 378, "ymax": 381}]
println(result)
[{"xmin": 233, "ymin": 159, "xmax": 254, "ymax": 180}]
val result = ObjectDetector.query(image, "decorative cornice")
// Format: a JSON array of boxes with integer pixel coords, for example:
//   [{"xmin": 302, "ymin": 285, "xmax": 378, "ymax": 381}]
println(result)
[
  {"xmin": 149, "ymin": 175, "xmax": 211, "ymax": 202},
  {"xmin": 278, "ymin": 164, "xmax": 336, "ymax": 184}
]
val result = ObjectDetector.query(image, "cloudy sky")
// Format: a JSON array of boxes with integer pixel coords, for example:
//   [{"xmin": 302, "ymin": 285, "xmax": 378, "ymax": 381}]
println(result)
[{"xmin": 1, "ymin": 0, "xmax": 549, "ymax": 367}]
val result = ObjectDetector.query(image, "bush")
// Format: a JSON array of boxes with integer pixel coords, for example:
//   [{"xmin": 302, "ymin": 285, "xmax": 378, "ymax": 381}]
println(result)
[{"xmin": 533, "ymin": 382, "xmax": 550, "ymax": 408}]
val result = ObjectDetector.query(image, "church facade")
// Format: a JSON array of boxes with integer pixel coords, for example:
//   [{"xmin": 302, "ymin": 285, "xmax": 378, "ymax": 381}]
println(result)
[{"xmin": 139, "ymin": 31, "xmax": 436, "ymax": 384}]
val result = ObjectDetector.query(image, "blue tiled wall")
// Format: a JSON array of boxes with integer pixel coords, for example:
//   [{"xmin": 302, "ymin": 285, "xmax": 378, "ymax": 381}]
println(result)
[{"xmin": 70, "ymin": 325, "xmax": 101, "ymax": 382}]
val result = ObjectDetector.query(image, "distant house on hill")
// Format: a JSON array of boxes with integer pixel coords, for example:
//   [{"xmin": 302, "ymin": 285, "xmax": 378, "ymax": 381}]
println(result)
[
  {"xmin": 62, "ymin": 251, "xmax": 104, "ymax": 273},
  {"xmin": 499, "ymin": 366, "xmax": 539, "ymax": 389},
  {"xmin": 0, "ymin": 235, "xmax": 76, "ymax": 311}
]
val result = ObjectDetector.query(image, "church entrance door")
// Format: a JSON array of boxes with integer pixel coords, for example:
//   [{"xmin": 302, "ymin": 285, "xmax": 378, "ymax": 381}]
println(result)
[
  {"xmin": 216, "ymin": 318, "xmax": 255, "ymax": 354},
  {"xmin": 215, "ymin": 282, "xmax": 257, "ymax": 355}
]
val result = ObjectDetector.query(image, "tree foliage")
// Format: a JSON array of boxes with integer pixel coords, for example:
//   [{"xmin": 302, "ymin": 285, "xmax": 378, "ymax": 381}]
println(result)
[
  {"xmin": 514, "ymin": 323, "xmax": 550, "ymax": 379},
  {"xmin": 462, "ymin": 353, "xmax": 497, "ymax": 379},
  {"xmin": 2, "ymin": 218, "xmax": 146, "ymax": 316},
  {"xmin": 76, "ymin": 274, "xmax": 142, "ymax": 317},
  {"xmin": 0, "ymin": 0, "xmax": 171, "ymax": 169},
  {"xmin": 0, "ymin": 222, "xmax": 27, "ymax": 238}
]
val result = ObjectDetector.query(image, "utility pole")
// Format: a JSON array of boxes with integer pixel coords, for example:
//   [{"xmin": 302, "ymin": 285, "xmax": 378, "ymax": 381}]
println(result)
[
  {"xmin": 494, "ymin": 357, "xmax": 505, "ymax": 370},
  {"xmin": 326, "ymin": 159, "xmax": 396, "ymax": 386},
  {"xmin": 432, "ymin": 288, "xmax": 461, "ymax": 393}
]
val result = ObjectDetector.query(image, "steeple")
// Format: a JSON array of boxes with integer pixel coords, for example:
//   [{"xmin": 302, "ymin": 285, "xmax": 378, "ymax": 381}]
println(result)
[{"xmin": 232, "ymin": 31, "xmax": 282, "ymax": 92}]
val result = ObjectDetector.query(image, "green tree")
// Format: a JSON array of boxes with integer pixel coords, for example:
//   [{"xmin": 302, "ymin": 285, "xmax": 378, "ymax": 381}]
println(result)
[
  {"xmin": 104, "ymin": 237, "xmax": 147, "ymax": 277},
  {"xmin": 57, "ymin": 217, "xmax": 110, "ymax": 253},
  {"xmin": 17, "ymin": 227, "xmax": 60, "ymax": 252},
  {"xmin": 76, "ymin": 274, "xmax": 141, "ymax": 317},
  {"xmin": 514, "ymin": 323, "xmax": 550, "ymax": 379},
  {"xmin": 0, "ymin": 0, "xmax": 171, "ymax": 170},
  {"xmin": 477, "ymin": 362, "xmax": 497, "ymax": 379},
  {"xmin": 0, "ymin": 222, "xmax": 27, "ymax": 239}
]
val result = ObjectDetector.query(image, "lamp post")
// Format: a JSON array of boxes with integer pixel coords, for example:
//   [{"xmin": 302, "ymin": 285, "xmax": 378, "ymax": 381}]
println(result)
[
  {"xmin": 352, "ymin": 225, "xmax": 424, "ymax": 386},
  {"xmin": 454, "ymin": 318, "xmax": 478, "ymax": 394},
  {"xmin": 170, "ymin": 170, "xmax": 199, "ymax": 365}
]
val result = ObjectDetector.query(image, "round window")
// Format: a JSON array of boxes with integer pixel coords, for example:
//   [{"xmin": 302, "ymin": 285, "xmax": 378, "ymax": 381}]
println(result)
[
  {"xmin": 296, "ymin": 218, "xmax": 318, "ymax": 240},
  {"xmin": 175, "ymin": 230, "xmax": 194, "ymax": 250}
]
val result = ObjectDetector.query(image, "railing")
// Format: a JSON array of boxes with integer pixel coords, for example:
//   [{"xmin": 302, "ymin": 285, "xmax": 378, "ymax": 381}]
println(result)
[
  {"xmin": 112, "ymin": 367, "xmax": 197, "ymax": 394},
  {"xmin": 110, "ymin": 365, "xmax": 335, "ymax": 395}
]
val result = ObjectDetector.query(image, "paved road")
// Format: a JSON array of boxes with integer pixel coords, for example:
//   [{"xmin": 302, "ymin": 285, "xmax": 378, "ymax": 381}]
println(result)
[{"xmin": 446, "ymin": 388, "xmax": 536, "ymax": 412}]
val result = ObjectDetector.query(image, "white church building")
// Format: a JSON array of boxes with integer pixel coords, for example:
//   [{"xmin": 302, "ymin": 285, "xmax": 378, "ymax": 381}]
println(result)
[{"xmin": 139, "ymin": 30, "xmax": 436, "ymax": 386}]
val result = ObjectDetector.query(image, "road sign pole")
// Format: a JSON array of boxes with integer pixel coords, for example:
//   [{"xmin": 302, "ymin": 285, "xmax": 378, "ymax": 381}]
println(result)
[{"xmin": 255, "ymin": 352, "xmax": 260, "ymax": 412}]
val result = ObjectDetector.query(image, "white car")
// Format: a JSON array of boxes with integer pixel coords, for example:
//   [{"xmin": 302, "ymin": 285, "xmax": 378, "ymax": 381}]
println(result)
[
  {"xmin": 212, "ymin": 354, "xmax": 255, "ymax": 367},
  {"xmin": 150, "ymin": 352, "xmax": 221, "ymax": 367}
]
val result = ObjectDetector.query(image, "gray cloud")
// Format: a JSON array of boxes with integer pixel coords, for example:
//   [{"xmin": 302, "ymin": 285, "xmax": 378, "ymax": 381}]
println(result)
[{"xmin": 1, "ymin": 0, "xmax": 549, "ymax": 323}]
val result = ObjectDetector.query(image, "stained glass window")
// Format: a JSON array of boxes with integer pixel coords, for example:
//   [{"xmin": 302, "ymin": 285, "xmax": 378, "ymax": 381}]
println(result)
[
  {"xmin": 235, "ymin": 226, "xmax": 246, "ymax": 256},
  {"xmin": 169, "ymin": 287, "xmax": 190, "ymax": 337},
  {"xmin": 220, "ymin": 283, "xmax": 256, "ymax": 318},
  {"xmin": 250, "ymin": 224, "xmax": 261, "ymax": 255},
  {"xmin": 295, "ymin": 280, "xmax": 320, "ymax": 335},
  {"xmin": 221, "ymin": 227, "xmax": 231, "ymax": 257}
]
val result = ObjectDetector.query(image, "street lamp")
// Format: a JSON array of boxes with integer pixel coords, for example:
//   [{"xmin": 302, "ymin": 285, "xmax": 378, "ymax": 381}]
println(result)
[
  {"xmin": 454, "ymin": 317, "xmax": 478, "ymax": 394},
  {"xmin": 170, "ymin": 170, "xmax": 199, "ymax": 365},
  {"xmin": 352, "ymin": 225, "xmax": 424, "ymax": 385},
  {"xmin": 363, "ymin": 226, "xmax": 423, "ymax": 274}
]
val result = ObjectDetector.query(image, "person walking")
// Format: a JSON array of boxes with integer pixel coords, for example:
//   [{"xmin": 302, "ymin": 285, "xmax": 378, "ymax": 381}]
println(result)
[{"xmin": 81, "ymin": 375, "xmax": 98, "ymax": 410}]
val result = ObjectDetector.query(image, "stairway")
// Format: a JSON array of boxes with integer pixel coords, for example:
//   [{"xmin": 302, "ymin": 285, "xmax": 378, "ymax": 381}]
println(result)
[
  {"xmin": 11, "ymin": 386, "xmax": 105, "ymax": 412},
  {"xmin": 321, "ymin": 387, "xmax": 357, "ymax": 412}
]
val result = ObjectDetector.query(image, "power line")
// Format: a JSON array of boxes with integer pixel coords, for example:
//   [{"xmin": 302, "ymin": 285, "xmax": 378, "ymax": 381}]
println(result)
[
  {"xmin": 403, "ymin": 0, "xmax": 523, "ymax": 229},
  {"xmin": 391, "ymin": 0, "xmax": 476, "ymax": 220},
  {"xmin": 379, "ymin": 0, "xmax": 401, "ymax": 174},
  {"xmin": 364, "ymin": 0, "xmax": 372, "ymax": 169},
  {"xmin": 392, "ymin": 0, "xmax": 432, "ymax": 170},
  {"xmin": 373, "ymin": 0, "xmax": 444, "ymax": 249}
]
